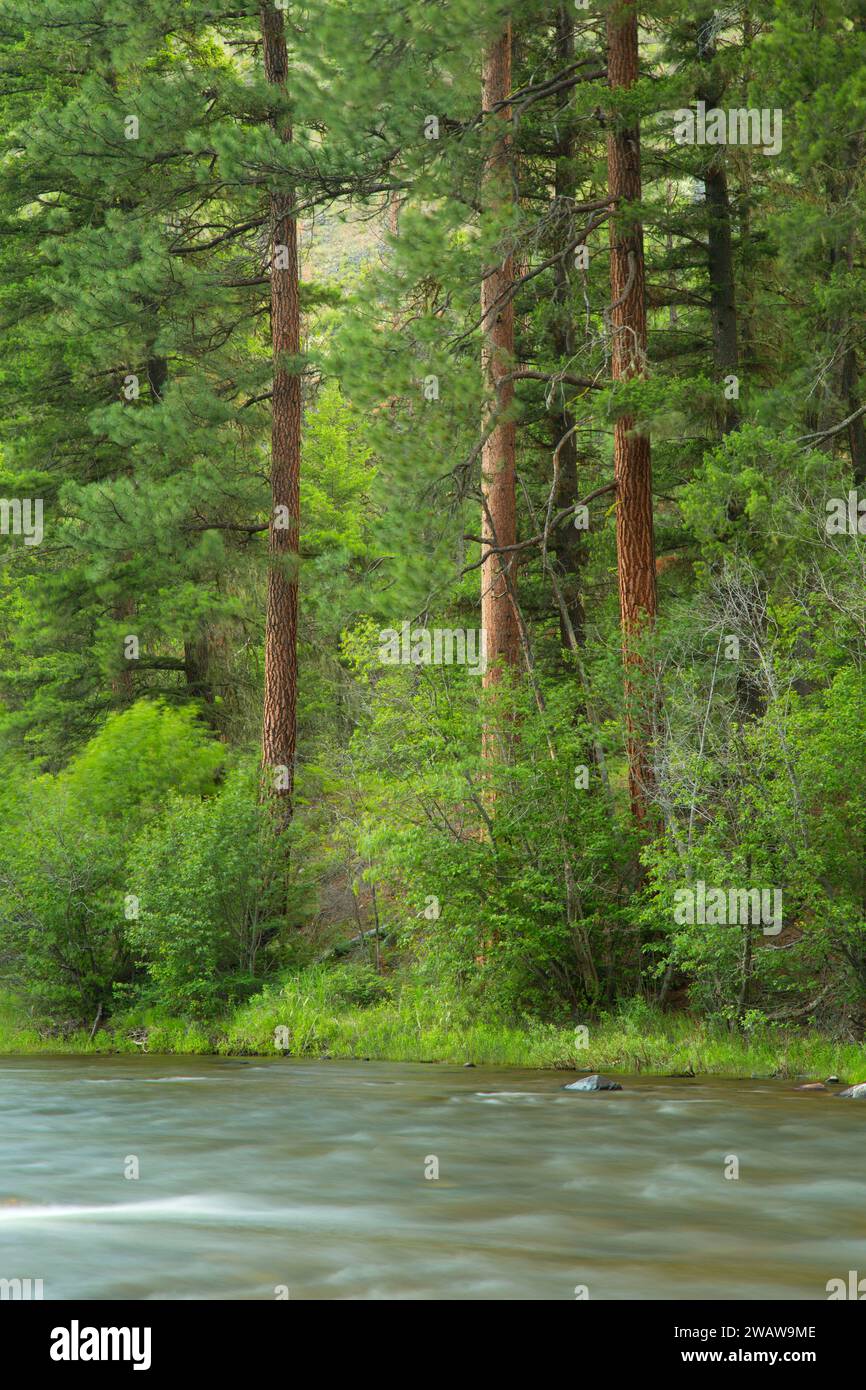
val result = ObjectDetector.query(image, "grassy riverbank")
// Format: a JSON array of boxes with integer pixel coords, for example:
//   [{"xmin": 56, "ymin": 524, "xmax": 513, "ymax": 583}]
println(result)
[{"xmin": 1, "ymin": 975, "xmax": 864, "ymax": 1081}]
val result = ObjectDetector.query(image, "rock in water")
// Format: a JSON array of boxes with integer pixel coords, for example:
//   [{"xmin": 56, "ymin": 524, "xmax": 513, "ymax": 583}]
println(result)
[
  {"xmin": 563, "ymin": 1073, "xmax": 622, "ymax": 1092},
  {"xmin": 836, "ymin": 1082, "xmax": 866, "ymax": 1099},
  {"xmin": 794, "ymin": 1082, "xmax": 828, "ymax": 1092}
]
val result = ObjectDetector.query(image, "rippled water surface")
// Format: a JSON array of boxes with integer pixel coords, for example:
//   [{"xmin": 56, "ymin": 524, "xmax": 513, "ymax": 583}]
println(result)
[{"xmin": 1, "ymin": 1056, "xmax": 864, "ymax": 1300}]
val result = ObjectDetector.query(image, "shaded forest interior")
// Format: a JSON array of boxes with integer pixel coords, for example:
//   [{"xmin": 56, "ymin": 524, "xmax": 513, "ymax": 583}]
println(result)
[{"xmin": 0, "ymin": 0, "xmax": 865, "ymax": 1057}]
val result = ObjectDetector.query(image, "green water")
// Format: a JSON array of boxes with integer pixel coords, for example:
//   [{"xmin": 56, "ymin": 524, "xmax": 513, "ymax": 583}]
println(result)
[{"xmin": 1, "ymin": 1056, "xmax": 863, "ymax": 1300}]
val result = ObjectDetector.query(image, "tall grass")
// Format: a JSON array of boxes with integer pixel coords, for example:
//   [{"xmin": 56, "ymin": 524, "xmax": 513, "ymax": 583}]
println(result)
[{"xmin": 1, "ymin": 979, "xmax": 865, "ymax": 1079}]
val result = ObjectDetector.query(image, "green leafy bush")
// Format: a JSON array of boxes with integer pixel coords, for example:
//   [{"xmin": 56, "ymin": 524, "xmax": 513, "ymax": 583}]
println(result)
[
  {"xmin": 341, "ymin": 649, "xmax": 635, "ymax": 1020},
  {"xmin": 0, "ymin": 701, "xmax": 226, "ymax": 1024},
  {"xmin": 318, "ymin": 962, "xmax": 393, "ymax": 1008},
  {"xmin": 126, "ymin": 763, "xmax": 310, "ymax": 1016}
]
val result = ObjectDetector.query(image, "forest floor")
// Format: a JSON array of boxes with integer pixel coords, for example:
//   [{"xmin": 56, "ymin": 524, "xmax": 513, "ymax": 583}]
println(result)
[{"xmin": 1, "ymin": 984, "xmax": 864, "ymax": 1082}]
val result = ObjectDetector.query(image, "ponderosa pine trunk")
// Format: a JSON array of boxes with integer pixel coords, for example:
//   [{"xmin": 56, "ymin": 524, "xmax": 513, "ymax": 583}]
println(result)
[
  {"xmin": 112, "ymin": 339, "xmax": 166, "ymax": 707},
  {"xmin": 695, "ymin": 29, "xmax": 739, "ymax": 434},
  {"xmin": 146, "ymin": 346, "xmax": 215, "ymax": 714},
  {"xmin": 694, "ymin": 26, "xmax": 766, "ymax": 720},
  {"xmin": 606, "ymin": 0, "xmax": 657, "ymax": 822},
  {"xmin": 260, "ymin": 3, "xmax": 300, "ymax": 825},
  {"xmin": 831, "ymin": 183, "xmax": 866, "ymax": 485},
  {"xmin": 480, "ymin": 24, "xmax": 520, "ymax": 723},
  {"xmin": 550, "ymin": 4, "xmax": 586, "ymax": 648},
  {"xmin": 704, "ymin": 158, "xmax": 739, "ymax": 421}
]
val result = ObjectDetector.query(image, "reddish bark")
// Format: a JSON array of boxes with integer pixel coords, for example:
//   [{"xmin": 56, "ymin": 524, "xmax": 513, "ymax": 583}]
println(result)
[
  {"xmin": 606, "ymin": 0, "xmax": 657, "ymax": 821},
  {"xmin": 480, "ymin": 24, "xmax": 520, "ymax": 713},
  {"xmin": 260, "ymin": 4, "xmax": 301, "ymax": 825}
]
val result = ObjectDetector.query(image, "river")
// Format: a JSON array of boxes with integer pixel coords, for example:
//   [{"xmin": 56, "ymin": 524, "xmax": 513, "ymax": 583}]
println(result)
[{"xmin": 1, "ymin": 1056, "xmax": 863, "ymax": 1300}]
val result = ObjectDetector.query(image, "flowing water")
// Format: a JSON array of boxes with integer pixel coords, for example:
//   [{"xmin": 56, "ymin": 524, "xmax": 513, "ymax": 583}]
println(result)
[{"xmin": 1, "ymin": 1056, "xmax": 863, "ymax": 1300}]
